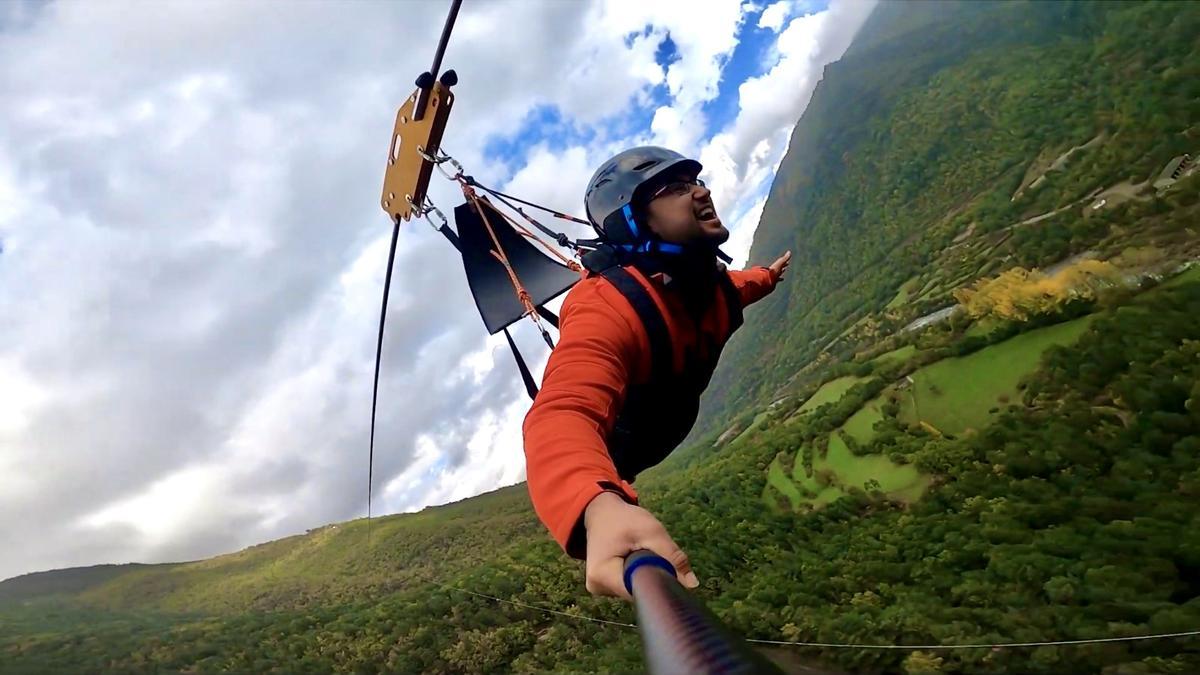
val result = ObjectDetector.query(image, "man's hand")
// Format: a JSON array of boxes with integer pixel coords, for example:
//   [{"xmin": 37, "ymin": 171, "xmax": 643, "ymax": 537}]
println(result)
[
  {"xmin": 582, "ymin": 491, "xmax": 699, "ymax": 600},
  {"xmin": 769, "ymin": 250, "xmax": 792, "ymax": 281}
]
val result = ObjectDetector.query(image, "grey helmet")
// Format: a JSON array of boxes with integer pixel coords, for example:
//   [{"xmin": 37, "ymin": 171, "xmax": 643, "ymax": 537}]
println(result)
[{"xmin": 584, "ymin": 146, "xmax": 701, "ymax": 246}]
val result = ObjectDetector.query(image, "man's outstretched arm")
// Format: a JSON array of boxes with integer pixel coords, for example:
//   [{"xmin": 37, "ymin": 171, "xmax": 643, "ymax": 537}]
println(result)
[{"xmin": 728, "ymin": 250, "xmax": 791, "ymax": 307}]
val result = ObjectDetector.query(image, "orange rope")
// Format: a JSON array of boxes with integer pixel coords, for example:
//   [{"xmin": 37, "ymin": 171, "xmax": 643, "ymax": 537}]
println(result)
[
  {"xmin": 492, "ymin": 205, "xmax": 583, "ymax": 273},
  {"xmin": 460, "ymin": 183, "xmax": 541, "ymax": 325}
]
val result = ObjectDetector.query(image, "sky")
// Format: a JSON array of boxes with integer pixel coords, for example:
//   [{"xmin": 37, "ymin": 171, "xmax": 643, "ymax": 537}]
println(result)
[{"xmin": 0, "ymin": 0, "xmax": 875, "ymax": 581}]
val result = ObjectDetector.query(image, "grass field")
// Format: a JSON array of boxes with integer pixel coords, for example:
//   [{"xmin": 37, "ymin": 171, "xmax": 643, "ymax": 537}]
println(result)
[
  {"xmin": 731, "ymin": 409, "xmax": 772, "ymax": 445},
  {"xmin": 842, "ymin": 395, "xmax": 886, "ymax": 444},
  {"xmin": 770, "ymin": 311, "xmax": 1104, "ymax": 511},
  {"xmin": 791, "ymin": 449, "xmax": 822, "ymax": 493},
  {"xmin": 767, "ymin": 457, "xmax": 802, "ymax": 509},
  {"xmin": 794, "ymin": 375, "xmax": 868, "ymax": 416},
  {"xmin": 964, "ymin": 316, "xmax": 1005, "ymax": 338},
  {"xmin": 869, "ymin": 344, "xmax": 916, "ymax": 368},
  {"xmin": 886, "ymin": 278, "xmax": 921, "ymax": 309},
  {"xmin": 811, "ymin": 485, "xmax": 848, "ymax": 506},
  {"xmin": 775, "ymin": 430, "xmax": 929, "ymax": 510},
  {"xmin": 1161, "ymin": 264, "xmax": 1200, "ymax": 289},
  {"xmin": 826, "ymin": 432, "xmax": 927, "ymax": 500},
  {"xmin": 898, "ymin": 315, "xmax": 1094, "ymax": 434}
]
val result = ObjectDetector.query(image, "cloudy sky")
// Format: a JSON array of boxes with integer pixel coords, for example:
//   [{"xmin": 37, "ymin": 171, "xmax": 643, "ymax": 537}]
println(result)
[{"xmin": 0, "ymin": 0, "xmax": 874, "ymax": 581}]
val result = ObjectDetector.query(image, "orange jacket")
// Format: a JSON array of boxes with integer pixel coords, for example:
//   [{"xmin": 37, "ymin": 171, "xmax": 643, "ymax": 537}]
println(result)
[{"xmin": 522, "ymin": 263, "xmax": 780, "ymax": 558}]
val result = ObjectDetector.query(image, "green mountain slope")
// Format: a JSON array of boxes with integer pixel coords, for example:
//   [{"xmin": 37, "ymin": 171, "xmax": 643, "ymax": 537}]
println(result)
[
  {"xmin": 4, "ymin": 2, "xmax": 1200, "ymax": 673},
  {"xmin": 703, "ymin": 0, "xmax": 1199, "ymax": 433}
]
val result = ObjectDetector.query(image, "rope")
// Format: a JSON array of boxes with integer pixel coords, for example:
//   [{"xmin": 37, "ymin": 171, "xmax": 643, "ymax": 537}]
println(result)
[
  {"xmin": 460, "ymin": 183, "xmax": 547, "ymax": 338},
  {"xmin": 455, "ymin": 172, "xmax": 589, "ymax": 226},
  {"xmin": 458, "ymin": 181, "xmax": 564, "ymax": 349},
  {"xmin": 489, "ymin": 202, "xmax": 583, "ymax": 273},
  {"xmin": 427, "ymin": 146, "xmax": 589, "ymax": 241},
  {"xmin": 473, "ymin": 180, "xmax": 590, "ymax": 237}
]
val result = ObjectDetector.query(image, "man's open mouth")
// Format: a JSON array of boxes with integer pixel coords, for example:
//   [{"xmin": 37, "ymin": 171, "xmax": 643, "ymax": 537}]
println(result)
[{"xmin": 697, "ymin": 205, "xmax": 717, "ymax": 220}]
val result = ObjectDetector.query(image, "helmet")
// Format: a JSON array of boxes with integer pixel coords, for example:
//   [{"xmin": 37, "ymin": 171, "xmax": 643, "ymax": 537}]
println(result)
[{"xmin": 584, "ymin": 146, "xmax": 701, "ymax": 246}]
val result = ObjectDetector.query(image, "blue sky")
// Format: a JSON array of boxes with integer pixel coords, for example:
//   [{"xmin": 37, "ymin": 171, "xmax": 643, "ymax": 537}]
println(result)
[{"xmin": 482, "ymin": 0, "xmax": 830, "ymax": 186}]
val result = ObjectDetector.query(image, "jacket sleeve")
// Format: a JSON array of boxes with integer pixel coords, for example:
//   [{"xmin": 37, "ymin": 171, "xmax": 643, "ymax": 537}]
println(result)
[
  {"xmin": 522, "ymin": 281, "xmax": 645, "ymax": 560},
  {"xmin": 728, "ymin": 265, "xmax": 779, "ymax": 308}
]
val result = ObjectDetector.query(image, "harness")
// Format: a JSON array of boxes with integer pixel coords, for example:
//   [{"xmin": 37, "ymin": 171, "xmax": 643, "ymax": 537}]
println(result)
[{"xmin": 597, "ymin": 264, "xmax": 744, "ymax": 482}]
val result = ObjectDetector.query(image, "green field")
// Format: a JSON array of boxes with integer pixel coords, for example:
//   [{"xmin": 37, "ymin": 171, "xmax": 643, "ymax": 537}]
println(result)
[
  {"xmin": 835, "ymin": 313, "xmax": 872, "ymax": 341},
  {"xmin": 899, "ymin": 315, "xmax": 1095, "ymax": 434},
  {"xmin": 1161, "ymin": 264, "xmax": 1200, "ymax": 289},
  {"xmin": 842, "ymin": 396, "xmax": 886, "ymax": 444},
  {"xmin": 885, "ymin": 278, "xmax": 921, "ymax": 309},
  {"xmin": 826, "ymin": 433, "xmax": 927, "ymax": 501},
  {"xmin": 869, "ymin": 344, "xmax": 916, "ymax": 368},
  {"xmin": 767, "ymin": 456, "xmax": 802, "ymax": 509},
  {"xmin": 791, "ymin": 449, "xmax": 822, "ymax": 493},
  {"xmin": 731, "ymin": 409, "xmax": 772, "ymax": 445},
  {"xmin": 775, "ymin": 314, "xmax": 1097, "ymax": 509},
  {"xmin": 777, "ymin": 456, "xmax": 848, "ymax": 508},
  {"xmin": 778, "ymin": 430, "xmax": 929, "ymax": 509},
  {"xmin": 793, "ymin": 375, "xmax": 868, "ymax": 416},
  {"xmin": 964, "ymin": 316, "xmax": 1005, "ymax": 338},
  {"xmin": 811, "ymin": 485, "xmax": 848, "ymax": 506}
]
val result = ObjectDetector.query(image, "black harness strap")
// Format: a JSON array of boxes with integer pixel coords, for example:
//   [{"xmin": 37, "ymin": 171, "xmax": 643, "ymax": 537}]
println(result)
[
  {"xmin": 535, "ymin": 305, "xmax": 560, "ymax": 329},
  {"xmin": 599, "ymin": 266, "xmax": 673, "ymax": 382},
  {"xmin": 505, "ymin": 327, "xmax": 540, "ymax": 400},
  {"xmin": 437, "ymin": 223, "xmax": 462, "ymax": 251}
]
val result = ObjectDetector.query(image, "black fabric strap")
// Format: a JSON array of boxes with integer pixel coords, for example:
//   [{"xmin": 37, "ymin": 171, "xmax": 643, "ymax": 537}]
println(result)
[
  {"xmin": 505, "ymin": 328, "xmax": 539, "ymax": 400},
  {"xmin": 717, "ymin": 272, "xmax": 744, "ymax": 336},
  {"xmin": 535, "ymin": 305, "xmax": 559, "ymax": 329},
  {"xmin": 600, "ymin": 266, "xmax": 673, "ymax": 381},
  {"xmin": 437, "ymin": 224, "xmax": 461, "ymax": 251}
]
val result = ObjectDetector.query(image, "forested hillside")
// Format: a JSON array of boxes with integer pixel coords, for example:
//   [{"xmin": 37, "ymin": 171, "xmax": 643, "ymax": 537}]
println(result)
[
  {"xmin": 3, "ymin": 2, "xmax": 1199, "ymax": 673},
  {"xmin": 703, "ymin": 0, "xmax": 1199, "ymax": 432}
]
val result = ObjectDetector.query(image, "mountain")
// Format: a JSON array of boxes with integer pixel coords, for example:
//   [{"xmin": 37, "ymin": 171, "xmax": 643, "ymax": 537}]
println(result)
[
  {"xmin": 702, "ymin": 0, "xmax": 1198, "ymax": 433},
  {"xmin": 4, "ymin": 2, "xmax": 1200, "ymax": 673}
]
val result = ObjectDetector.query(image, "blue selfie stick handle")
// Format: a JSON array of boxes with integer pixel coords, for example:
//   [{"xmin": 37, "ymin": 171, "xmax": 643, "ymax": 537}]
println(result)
[
  {"xmin": 623, "ymin": 550, "xmax": 678, "ymax": 595},
  {"xmin": 621, "ymin": 549, "xmax": 784, "ymax": 674}
]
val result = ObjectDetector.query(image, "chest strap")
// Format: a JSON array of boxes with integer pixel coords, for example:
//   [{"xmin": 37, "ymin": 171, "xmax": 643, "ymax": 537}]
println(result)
[{"xmin": 599, "ymin": 266, "xmax": 673, "ymax": 382}]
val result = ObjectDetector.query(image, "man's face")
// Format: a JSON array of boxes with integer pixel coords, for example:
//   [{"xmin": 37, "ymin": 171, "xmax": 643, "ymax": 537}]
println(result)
[{"xmin": 643, "ymin": 170, "xmax": 729, "ymax": 246}]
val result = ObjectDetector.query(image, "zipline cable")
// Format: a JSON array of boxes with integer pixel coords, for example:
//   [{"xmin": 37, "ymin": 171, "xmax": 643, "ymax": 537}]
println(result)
[
  {"xmin": 744, "ymin": 631, "xmax": 1200, "ymax": 649},
  {"xmin": 366, "ymin": 218, "xmax": 400, "ymax": 545},
  {"xmin": 433, "ymin": 573, "xmax": 1200, "ymax": 652},
  {"xmin": 367, "ymin": 0, "xmax": 462, "ymax": 543}
]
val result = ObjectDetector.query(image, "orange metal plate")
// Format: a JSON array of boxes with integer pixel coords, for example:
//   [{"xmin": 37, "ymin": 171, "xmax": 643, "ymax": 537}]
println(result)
[{"xmin": 381, "ymin": 82, "xmax": 454, "ymax": 222}]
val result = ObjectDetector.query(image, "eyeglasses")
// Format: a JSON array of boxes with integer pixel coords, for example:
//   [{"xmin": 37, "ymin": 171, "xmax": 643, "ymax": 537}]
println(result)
[{"xmin": 649, "ymin": 177, "xmax": 706, "ymax": 201}]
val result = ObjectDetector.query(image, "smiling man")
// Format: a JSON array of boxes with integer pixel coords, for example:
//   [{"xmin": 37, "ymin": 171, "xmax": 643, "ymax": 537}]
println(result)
[{"xmin": 522, "ymin": 146, "xmax": 791, "ymax": 599}]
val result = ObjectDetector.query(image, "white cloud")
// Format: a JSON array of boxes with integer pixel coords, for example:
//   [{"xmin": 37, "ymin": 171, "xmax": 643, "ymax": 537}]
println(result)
[
  {"xmin": 725, "ymin": 195, "xmax": 769, "ymax": 269},
  {"xmin": 759, "ymin": 1, "xmax": 794, "ymax": 31},
  {"xmin": 0, "ymin": 0, "xmax": 875, "ymax": 581},
  {"xmin": 81, "ymin": 466, "xmax": 223, "ymax": 547},
  {"xmin": 698, "ymin": 0, "xmax": 876, "ymax": 266},
  {"xmin": 589, "ymin": 0, "xmax": 753, "ymax": 155},
  {"xmin": 500, "ymin": 144, "xmax": 597, "ymax": 234}
]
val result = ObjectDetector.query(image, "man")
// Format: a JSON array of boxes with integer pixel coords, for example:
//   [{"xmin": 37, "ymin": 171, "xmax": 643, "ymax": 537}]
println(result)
[{"xmin": 522, "ymin": 146, "xmax": 791, "ymax": 600}]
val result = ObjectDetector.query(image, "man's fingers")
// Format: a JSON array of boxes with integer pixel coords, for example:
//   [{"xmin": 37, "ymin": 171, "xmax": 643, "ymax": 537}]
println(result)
[
  {"xmin": 586, "ymin": 557, "xmax": 633, "ymax": 601},
  {"xmin": 769, "ymin": 250, "xmax": 792, "ymax": 281},
  {"xmin": 638, "ymin": 537, "xmax": 699, "ymax": 589}
]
